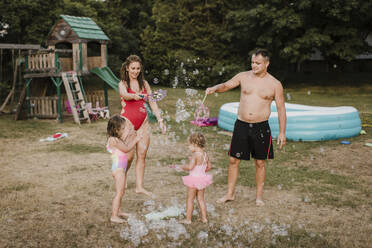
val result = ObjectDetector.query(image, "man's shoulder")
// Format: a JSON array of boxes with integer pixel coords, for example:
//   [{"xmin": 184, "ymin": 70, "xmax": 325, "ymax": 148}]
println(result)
[
  {"xmin": 267, "ymin": 73, "xmax": 282, "ymax": 85},
  {"xmin": 236, "ymin": 71, "xmax": 252, "ymax": 79}
]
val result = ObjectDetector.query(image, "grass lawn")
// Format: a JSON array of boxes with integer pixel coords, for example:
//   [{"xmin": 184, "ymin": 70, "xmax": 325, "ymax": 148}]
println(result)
[{"xmin": 0, "ymin": 83, "xmax": 371, "ymax": 247}]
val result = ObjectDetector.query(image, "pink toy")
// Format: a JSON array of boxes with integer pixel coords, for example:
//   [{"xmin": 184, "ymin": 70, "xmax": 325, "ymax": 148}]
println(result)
[
  {"xmin": 191, "ymin": 93, "xmax": 217, "ymax": 126},
  {"xmin": 191, "ymin": 117, "xmax": 218, "ymax": 127}
]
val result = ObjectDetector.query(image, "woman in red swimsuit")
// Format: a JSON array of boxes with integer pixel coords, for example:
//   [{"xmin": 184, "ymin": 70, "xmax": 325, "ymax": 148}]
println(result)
[{"xmin": 118, "ymin": 55, "xmax": 166, "ymax": 196}]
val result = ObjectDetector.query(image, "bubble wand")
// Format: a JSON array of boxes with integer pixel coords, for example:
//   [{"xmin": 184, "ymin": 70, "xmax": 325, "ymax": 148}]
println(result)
[
  {"xmin": 201, "ymin": 93, "xmax": 207, "ymax": 105},
  {"xmin": 194, "ymin": 93, "xmax": 210, "ymax": 123}
]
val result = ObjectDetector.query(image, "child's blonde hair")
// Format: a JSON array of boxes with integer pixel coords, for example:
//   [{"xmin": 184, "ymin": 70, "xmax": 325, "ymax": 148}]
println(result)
[
  {"xmin": 107, "ymin": 114, "xmax": 126, "ymax": 138},
  {"xmin": 188, "ymin": 132, "xmax": 206, "ymax": 148}
]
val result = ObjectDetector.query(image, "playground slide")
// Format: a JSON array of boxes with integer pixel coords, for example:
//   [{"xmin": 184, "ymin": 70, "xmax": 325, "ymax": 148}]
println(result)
[{"xmin": 90, "ymin": 67, "xmax": 120, "ymax": 91}]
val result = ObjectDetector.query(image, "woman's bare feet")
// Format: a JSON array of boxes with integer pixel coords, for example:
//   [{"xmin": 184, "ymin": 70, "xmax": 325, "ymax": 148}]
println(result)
[
  {"xmin": 256, "ymin": 199, "xmax": 265, "ymax": 206},
  {"xmin": 201, "ymin": 218, "xmax": 208, "ymax": 224},
  {"xmin": 179, "ymin": 219, "xmax": 192, "ymax": 225},
  {"xmin": 216, "ymin": 194, "xmax": 235, "ymax": 204},
  {"xmin": 135, "ymin": 188, "xmax": 153, "ymax": 197},
  {"xmin": 110, "ymin": 216, "xmax": 126, "ymax": 224}
]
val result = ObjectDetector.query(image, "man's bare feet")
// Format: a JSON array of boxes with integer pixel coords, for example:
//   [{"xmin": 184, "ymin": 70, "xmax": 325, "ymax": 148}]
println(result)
[
  {"xmin": 201, "ymin": 218, "xmax": 208, "ymax": 224},
  {"xmin": 179, "ymin": 219, "xmax": 192, "ymax": 225},
  {"xmin": 135, "ymin": 188, "xmax": 153, "ymax": 197},
  {"xmin": 216, "ymin": 194, "xmax": 235, "ymax": 204},
  {"xmin": 110, "ymin": 216, "xmax": 126, "ymax": 224},
  {"xmin": 118, "ymin": 212, "xmax": 131, "ymax": 218},
  {"xmin": 256, "ymin": 199, "xmax": 265, "ymax": 206}
]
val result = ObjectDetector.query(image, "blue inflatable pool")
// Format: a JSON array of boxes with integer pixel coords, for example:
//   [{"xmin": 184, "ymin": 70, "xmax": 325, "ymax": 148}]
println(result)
[{"xmin": 218, "ymin": 102, "xmax": 361, "ymax": 141}]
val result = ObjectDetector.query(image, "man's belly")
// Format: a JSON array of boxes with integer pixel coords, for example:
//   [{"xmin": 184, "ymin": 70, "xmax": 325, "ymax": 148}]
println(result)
[{"xmin": 237, "ymin": 107, "xmax": 271, "ymax": 123}]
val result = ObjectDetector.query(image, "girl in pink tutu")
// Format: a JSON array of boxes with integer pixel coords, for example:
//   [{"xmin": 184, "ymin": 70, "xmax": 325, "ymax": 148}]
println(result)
[{"xmin": 179, "ymin": 132, "xmax": 212, "ymax": 224}]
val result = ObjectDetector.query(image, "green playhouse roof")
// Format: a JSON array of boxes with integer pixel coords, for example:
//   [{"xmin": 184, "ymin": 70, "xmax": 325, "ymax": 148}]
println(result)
[{"xmin": 60, "ymin": 15, "xmax": 110, "ymax": 41}]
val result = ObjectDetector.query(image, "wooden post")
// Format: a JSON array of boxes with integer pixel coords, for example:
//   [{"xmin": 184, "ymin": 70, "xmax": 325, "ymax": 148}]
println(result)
[
  {"xmin": 26, "ymin": 79, "xmax": 30, "ymax": 114},
  {"xmin": 0, "ymin": 49, "xmax": 2, "ymax": 82},
  {"xmin": 104, "ymin": 82, "xmax": 108, "ymax": 107},
  {"xmin": 81, "ymin": 42, "xmax": 88, "ymax": 73},
  {"xmin": 101, "ymin": 43, "xmax": 107, "ymax": 68},
  {"xmin": 72, "ymin": 43, "xmax": 80, "ymax": 73},
  {"xmin": 15, "ymin": 78, "xmax": 32, "ymax": 120},
  {"xmin": 51, "ymin": 77, "xmax": 63, "ymax": 123},
  {"xmin": 49, "ymin": 45, "xmax": 55, "ymax": 69}
]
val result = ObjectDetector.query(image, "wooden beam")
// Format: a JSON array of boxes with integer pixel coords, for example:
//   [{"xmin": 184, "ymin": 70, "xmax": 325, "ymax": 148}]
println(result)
[
  {"xmin": 24, "ymin": 72, "xmax": 60, "ymax": 78},
  {"xmin": 0, "ymin": 43, "xmax": 40, "ymax": 50},
  {"xmin": 54, "ymin": 49, "xmax": 73, "ymax": 53},
  {"xmin": 81, "ymin": 43, "xmax": 88, "ymax": 73},
  {"xmin": 101, "ymin": 44, "xmax": 107, "ymax": 67},
  {"xmin": 72, "ymin": 43, "xmax": 80, "ymax": 72}
]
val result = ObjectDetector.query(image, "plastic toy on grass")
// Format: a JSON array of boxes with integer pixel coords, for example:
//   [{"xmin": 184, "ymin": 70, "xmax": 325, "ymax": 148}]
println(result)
[{"xmin": 40, "ymin": 132, "xmax": 68, "ymax": 142}]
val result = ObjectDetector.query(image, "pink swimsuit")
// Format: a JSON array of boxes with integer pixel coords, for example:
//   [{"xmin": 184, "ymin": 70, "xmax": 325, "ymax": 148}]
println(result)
[
  {"xmin": 106, "ymin": 144, "xmax": 128, "ymax": 172},
  {"xmin": 182, "ymin": 153, "xmax": 213, "ymax": 190}
]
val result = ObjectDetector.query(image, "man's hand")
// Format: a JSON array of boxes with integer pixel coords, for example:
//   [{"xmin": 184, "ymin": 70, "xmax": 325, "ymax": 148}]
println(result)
[
  {"xmin": 205, "ymin": 86, "xmax": 216, "ymax": 95},
  {"xmin": 277, "ymin": 133, "xmax": 286, "ymax": 149}
]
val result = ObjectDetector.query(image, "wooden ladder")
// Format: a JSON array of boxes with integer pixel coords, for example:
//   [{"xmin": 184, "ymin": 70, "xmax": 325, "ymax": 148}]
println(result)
[{"xmin": 61, "ymin": 71, "xmax": 90, "ymax": 124}]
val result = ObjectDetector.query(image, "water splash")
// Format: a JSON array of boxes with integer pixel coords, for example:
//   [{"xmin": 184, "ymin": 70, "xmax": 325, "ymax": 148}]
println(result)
[
  {"xmin": 120, "ymin": 215, "xmax": 148, "ymax": 247},
  {"xmin": 197, "ymin": 231, "xmax": 208, "ymax": 243}
]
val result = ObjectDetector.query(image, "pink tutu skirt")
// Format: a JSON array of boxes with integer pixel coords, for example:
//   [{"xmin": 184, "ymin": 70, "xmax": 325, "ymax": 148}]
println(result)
[{"xmin": 182, "ymin": 174, "xmax": 213, "ymax": 190}]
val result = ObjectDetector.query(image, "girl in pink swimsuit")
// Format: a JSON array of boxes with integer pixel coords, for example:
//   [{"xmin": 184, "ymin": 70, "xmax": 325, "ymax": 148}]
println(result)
[
  {"xmin": 177, "ymin": 133, "xmax": 213, "ymax": 224},
  {"xmin": 106, "ymin": 115, "xmax": 141, "ymax": 223}
]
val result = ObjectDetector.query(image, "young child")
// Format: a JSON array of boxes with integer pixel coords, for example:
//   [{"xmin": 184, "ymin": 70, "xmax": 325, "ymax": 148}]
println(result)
[
  {"xmin": 179, "ymin": 132, "xmax": 213, "ymax": 224},
  {"xmin": 106, "ymin": 114, "xmax": 141, "ymax": 223}
]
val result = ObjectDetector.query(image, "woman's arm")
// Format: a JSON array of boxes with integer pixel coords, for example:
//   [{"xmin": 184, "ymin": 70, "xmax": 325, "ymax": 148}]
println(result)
[
  {"xmin": 119, "ymin": 81, "xmax": 142, "ymax": 101},
  {"xmin": 144, "ymin": 81, "xmax": 166, "ymax": 133}
]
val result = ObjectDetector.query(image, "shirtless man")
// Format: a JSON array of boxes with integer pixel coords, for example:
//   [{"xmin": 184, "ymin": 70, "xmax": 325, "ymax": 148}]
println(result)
[{"xmin": 206, "ymin": 49, "xmax": 286, "ymax": 206}]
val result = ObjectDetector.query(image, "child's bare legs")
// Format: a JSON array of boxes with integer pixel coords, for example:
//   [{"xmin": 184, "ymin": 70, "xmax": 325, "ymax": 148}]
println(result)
[
  {"xmin": 180, "ymin": 187, "xmax": 197, "ymax": 224},
  {"xmin": 196, "ymin": 189, "xmax": 207, "ymax": 223},
  {"xmin": 111, "ymin": 169, "xmax": 127, "ymax": 223}
]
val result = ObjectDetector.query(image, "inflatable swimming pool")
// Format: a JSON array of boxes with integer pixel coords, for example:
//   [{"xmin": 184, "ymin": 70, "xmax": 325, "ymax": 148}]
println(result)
[{"xmin": 218, "ymin": 102, "xmax": 361, "ymax": 141}]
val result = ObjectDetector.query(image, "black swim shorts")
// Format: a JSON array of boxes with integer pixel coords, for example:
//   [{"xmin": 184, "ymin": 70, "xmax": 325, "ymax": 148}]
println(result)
[{"xmin": 228, "ymin": 119, "xmax": 274, "ymax": 160}]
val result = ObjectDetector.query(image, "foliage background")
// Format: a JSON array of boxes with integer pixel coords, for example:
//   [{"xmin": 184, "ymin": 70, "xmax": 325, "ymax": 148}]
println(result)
[{"xmin": 0, "ymin": 0, "xmax": 371, "ymax": 93}]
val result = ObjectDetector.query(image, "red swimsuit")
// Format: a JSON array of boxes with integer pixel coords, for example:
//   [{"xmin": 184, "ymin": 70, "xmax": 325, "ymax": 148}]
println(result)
[{"xmin": 120, "ymin": 88, "xmax": 148, "ymax": 130}]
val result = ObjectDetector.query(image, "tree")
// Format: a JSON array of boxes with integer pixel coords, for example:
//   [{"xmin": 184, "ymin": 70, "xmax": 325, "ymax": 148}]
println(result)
[
  {"xmin": 225, "ymin": 0, "xmax": 372, "ymax": 67},
  {"xmin": 140, "ymin": 0, "xmax": 245, "ymax": 87}
]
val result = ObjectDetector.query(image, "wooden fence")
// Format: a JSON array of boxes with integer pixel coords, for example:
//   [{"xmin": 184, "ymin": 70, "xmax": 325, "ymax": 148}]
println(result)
[
  {"xmin": 26, "ymin": 50, "xmax": 56, "ymax": 72},
  {"xmin": 26, "ymin": 96, "xmax": 58, "ymax": 118},
  {"xmin": 26, "ymin": 91, "xmax": 106, "ymax": 119},
  {"xmin": 61, "ymin": 91, "xmax": 106, "ymax": 113}
]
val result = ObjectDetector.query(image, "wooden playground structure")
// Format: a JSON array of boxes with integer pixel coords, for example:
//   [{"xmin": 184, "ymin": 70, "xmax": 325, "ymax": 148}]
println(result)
[{"xmin": 1, "ymin": 15, "xmax": 112, "ymax": 124}]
